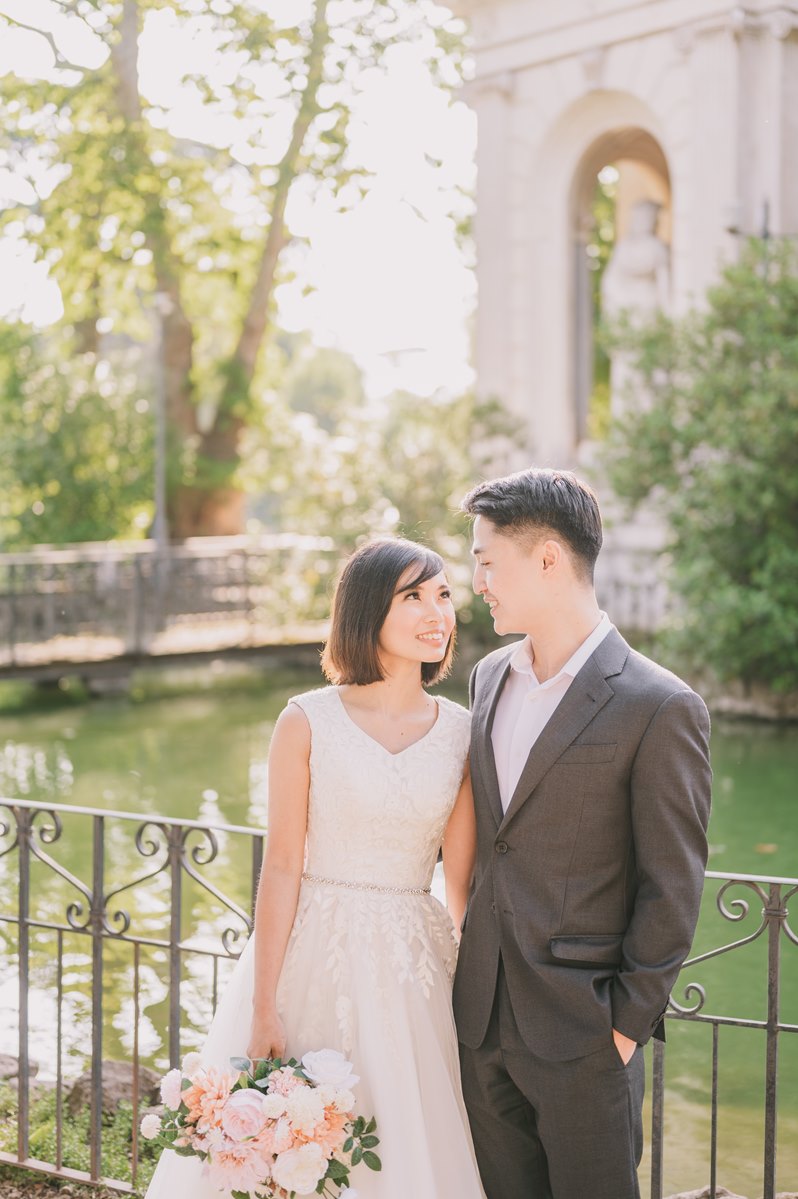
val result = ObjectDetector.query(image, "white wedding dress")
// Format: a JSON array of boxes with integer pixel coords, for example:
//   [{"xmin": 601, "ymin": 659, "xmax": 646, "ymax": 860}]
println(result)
[{"xmin": 145, "ymin": 686, "xmax": 485, "ymax": 1199}]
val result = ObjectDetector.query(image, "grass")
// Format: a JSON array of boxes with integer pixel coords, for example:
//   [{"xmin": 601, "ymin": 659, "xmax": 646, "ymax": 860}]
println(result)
[{"xmin": 0, "ymin": 1084, "xmax": 162, "ymax": 1197}]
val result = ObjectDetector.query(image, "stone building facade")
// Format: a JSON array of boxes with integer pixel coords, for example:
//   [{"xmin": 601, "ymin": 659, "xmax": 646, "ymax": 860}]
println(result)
[{"xmin": 454, "ymin": 0, "xmax": 798, "ymax": 465}]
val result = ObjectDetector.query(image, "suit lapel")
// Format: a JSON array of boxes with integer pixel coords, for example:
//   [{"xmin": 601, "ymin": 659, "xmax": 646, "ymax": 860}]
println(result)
[
  {"xmin": 498, "ymin": 628, "xmax": 630, "ymax": 831},
  {"xmin": 473, "ymin": 651, "xmax": 512, "ymax": 828}
]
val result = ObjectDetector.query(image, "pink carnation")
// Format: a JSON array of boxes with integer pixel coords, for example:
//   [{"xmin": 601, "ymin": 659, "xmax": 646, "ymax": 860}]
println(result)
[
  {"xmin": 202, "ymin": 1141, "xmax": 271, "ymax": 1194},
  {"xmin": 268, "ymin": 1066, "xmax": 305, "ymax": 1097},
  {"xmin": 182, "ymin": 1067, "xmax": 238, "ymax": 1131}
]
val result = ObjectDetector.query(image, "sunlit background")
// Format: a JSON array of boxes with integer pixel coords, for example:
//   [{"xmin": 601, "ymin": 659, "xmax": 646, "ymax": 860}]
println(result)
[{"xmin": 0, "ymin": 0, "xmax": 475, "ymax": 399}]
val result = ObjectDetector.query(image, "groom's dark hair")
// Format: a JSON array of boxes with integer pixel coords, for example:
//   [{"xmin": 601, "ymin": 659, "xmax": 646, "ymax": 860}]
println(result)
[
  {"xmin": 322, "ymin": 538, "xmax": 455, "ymax": 686},
  {"xmin": 461, "ymin": 467, "xmax": 603, "ymax": 582}
]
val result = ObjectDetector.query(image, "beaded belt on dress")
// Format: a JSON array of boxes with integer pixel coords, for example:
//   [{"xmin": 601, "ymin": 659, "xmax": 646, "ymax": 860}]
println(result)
[{"xmin": 302, "ymin": 871, "xmax": 431, "ymax": 896}]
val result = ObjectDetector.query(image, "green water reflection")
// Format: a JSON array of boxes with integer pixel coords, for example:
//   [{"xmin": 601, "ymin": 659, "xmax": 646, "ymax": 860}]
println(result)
[{"xmin": 0, "ymin": 671, "xmax": 796, "ymax": 1196}]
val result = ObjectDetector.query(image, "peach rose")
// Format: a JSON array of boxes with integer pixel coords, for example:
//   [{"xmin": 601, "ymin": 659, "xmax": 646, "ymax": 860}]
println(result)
[{"xmin": 220, "ymin": 1088, "xmax": 271, "ymax": 1142}]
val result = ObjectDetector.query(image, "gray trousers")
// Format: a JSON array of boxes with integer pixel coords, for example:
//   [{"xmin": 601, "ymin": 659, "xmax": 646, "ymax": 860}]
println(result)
[{"xmin": 459, "ymin": 961, "xmax": 645, "ymax": 1199}]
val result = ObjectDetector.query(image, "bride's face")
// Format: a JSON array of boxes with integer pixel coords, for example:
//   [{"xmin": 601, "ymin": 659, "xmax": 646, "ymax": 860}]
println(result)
[{"xmin": 377, "ymin": 568, "xmax": 455, "ymax": 669}]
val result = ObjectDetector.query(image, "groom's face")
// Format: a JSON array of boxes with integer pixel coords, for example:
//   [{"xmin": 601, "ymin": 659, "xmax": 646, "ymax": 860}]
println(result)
[{"xmin": 471, "ymin": 515, "xmax": 546, "ymax": 636}]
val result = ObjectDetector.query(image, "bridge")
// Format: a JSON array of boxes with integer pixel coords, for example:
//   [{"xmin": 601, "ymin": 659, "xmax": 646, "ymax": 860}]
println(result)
[{"xmin": 0, "ymin": 534, "xmax": 668, "ymax": 685}]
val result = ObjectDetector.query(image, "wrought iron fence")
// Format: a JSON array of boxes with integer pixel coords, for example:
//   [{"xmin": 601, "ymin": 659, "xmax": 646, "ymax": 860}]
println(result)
[{"xmin": 1, "ymin": 799, "xmax": 793, "ymax": 1196}]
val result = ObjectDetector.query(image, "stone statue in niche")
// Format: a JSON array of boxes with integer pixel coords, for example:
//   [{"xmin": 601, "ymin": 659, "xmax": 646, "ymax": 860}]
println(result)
[{"xmin": 601, "ymin": 198, "xmax": 670, "ymax": 417}]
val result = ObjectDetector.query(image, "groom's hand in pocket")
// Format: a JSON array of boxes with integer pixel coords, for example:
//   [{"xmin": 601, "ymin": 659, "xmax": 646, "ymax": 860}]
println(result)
[
  {"xmin": 612, "ymin": 1028, "xmax": 637, "ymax": 1066},
  {"xmin": 248, "ymin": 1008, "xmax": 287, "ymax": 1062}
]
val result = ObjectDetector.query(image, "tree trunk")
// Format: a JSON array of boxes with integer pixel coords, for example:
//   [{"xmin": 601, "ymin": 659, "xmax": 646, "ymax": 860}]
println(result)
[
  {"xmin": 188, "ymin": 0, "xmax": 331, "ymax": 535},
  {"xmin": 112, "ymin": 0, "xmax": 199, "ymax": 538}
]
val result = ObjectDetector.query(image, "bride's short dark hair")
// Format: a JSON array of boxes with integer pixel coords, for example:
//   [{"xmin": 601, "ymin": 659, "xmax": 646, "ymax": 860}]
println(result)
[{"xmin": 321, "ymin": 538, "xmax": 456, "ymax": 686}]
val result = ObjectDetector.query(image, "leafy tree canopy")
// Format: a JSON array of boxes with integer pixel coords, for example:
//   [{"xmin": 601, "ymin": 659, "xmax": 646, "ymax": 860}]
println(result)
[
  {"xmin": 603, "ymin": 239, "xmax": 798, "ymax": 693},
  {"xmin": 0, "ymin": 0, "xmax": 468, "ymax": 536}
]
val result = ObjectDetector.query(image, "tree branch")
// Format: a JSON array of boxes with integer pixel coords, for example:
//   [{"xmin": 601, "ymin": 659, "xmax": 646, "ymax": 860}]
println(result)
[
  {"xmin": 0, "ymin": 14, "xmax": 90, "ymax": 74},
  {"xmin": 231, "ymin": 0, "xmax": 331, "ymax": 382}
]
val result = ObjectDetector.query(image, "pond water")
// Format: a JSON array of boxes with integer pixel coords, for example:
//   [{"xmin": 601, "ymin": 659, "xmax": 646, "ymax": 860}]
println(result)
[{"xmin": 0, "ymin": 668, "xmax": 796, "ymax": 1196}]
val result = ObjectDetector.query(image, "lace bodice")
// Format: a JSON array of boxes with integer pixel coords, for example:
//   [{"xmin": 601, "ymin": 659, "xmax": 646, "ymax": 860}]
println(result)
[{"xmin": 289, "ymin": 687, "xmax": 471, "ymax": 890}]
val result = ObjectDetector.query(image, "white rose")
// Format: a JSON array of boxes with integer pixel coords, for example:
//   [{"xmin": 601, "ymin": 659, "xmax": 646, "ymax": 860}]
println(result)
[
  {"xmin": 272, "ymin": 1144, "xmax": 328, "ymax": 1195},
  {"xmin": 181, "ymin": 1052, "xmax": 202, "ymax": 1077},
  {"xmin": 340, "ymin": 1190, "xmax": 359, "ymax": 1199},
  {"xmin": 159, "ymin": 1068, "xmax": 184, "ymax": 1110},
  {"xmin": 300, "ymin": 1049, "xmax": 359, "ymax": 1091},
  {"xmin": 285, "ymin": 1087, "xmax": 326, "ymax": 1136},
  {"xmin": 140, "ymin": 1113, "xmax": 161, "ymax": 1140}
]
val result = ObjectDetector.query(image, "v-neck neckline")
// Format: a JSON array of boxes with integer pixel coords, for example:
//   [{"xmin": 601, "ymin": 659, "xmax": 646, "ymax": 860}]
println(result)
[{"xmin": 335, "ymin": 688, "xmax": 442, "ymax": 757}]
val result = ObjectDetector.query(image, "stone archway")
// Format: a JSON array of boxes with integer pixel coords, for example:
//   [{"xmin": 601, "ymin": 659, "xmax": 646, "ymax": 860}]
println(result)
[
  {"xmin": 570, "ymin": 127, "xmax": 672, "ymax": 444},
  {"xmin": 459, "ymin": 1, "xmax": 798, "ymax": 467},
  {"xmin": 509, "ymin": 86, "xmax": 675, "ymax": 465}
]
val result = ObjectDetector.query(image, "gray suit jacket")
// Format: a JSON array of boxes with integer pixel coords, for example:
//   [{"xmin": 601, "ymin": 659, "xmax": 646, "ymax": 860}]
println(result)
[{"xmin": 452, "ymin": 627, "xmax": 712, "ymax": 1061}]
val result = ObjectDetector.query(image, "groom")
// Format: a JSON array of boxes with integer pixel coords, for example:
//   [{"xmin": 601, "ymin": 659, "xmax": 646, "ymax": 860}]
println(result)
[{"xmin": 453, "ymin": 468, "xmax": 712, "ymax": 1199}]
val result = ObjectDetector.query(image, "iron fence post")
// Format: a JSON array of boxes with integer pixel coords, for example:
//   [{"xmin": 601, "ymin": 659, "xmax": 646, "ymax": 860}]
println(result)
[
  {"xmin": 16, "ymin": 805, "xmax": 30, "ymax": 1162},
  {"xmin": 89, "ymin": 815, "xmax": 105, "ymax": 1179},
  {"xmin": 650, "ymin": 1037, "xmax": 665, "ymax": 1199},
  {"xmin": 168, "ymin": 823, "xmax": 183, "ymax": 1068},
  {"xmin": 762, "ymin": 881, "xmax": 783, "ymax": 1199}
]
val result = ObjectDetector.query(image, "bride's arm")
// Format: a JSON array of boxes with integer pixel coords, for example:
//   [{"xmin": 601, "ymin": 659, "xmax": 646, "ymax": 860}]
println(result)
[
  {"xmin": 441, "ymin": 764, "xmax": 476, "ymax": 940},
  {"xmin": 247, "ymin": 703, "xmax": 310, "ymax": 1061}
]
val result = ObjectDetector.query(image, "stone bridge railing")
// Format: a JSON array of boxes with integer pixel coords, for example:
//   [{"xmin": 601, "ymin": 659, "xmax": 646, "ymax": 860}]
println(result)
[{"xmin": 0, "ymin": 534, "xmax": 670, "ymax": 680}]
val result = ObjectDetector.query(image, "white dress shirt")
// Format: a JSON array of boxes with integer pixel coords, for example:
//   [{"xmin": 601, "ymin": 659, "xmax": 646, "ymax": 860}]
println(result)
[{"xmin": 491, "ymin": 613, "xmax": 613, "ymax": 812}]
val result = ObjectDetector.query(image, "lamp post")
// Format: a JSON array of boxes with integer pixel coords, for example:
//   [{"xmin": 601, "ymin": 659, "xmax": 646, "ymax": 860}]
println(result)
[{"xmin": 152, "ymin": 291, "xmax": 173, "ymax": 555}]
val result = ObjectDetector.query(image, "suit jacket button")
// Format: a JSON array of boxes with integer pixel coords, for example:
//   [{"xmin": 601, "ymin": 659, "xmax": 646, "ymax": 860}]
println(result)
[{"xmin": 495, "ymin": 841, "xmax": 508, "ymax": 854}]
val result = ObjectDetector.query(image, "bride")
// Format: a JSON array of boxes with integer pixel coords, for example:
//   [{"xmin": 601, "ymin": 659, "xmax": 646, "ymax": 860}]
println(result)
[{"xmin": 145, "ymin": 538, "xmax": 486, "ymax": 1198}]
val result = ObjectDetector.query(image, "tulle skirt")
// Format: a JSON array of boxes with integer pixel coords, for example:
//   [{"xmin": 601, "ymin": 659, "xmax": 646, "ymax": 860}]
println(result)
[{"xmin": 145, "ymin": 881, "xmax": 485, "ymax": 1198}]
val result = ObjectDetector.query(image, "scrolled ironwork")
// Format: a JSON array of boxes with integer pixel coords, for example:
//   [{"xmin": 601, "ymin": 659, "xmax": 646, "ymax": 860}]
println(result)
[
  {"xmin": 781, "ymin": 882, "xmax": 798, "ymax": 947},
  {"xmin": 135, "ymin": 820, "xmax": 170, "ymax": 860},
  {"xmin": 221, "ymin": 921, "xmax": 252, "ymax": 957},
  {"xmin": 0, "ymin": 802, "xmax": 19, "ymax": 860},
  {"xmin": 30, "ymin": 806, "xmax": 63, "ymax": 847},
  {"xmin": 23, "ymin": 807, "xmax": 93, "ymax": 932},
  {"xmin": 680, "ymin": 878, "xmax": 770, "ymax": 974},
  {"xmin": 182, "ymin": 825, "xmax": 219, "ymax": 868},
  {"xmin": 716, "ymin": 875, "xmax": 768, "ymax": 921},
  {"xmin": 179, "ymin": 827, "xmax": 250, "ymax": 952},
  {"xmin": 100, "ymin": 820, "xmax": 171, "ymax": 936},
  {"xmin": 667, "ymin": 980, "xmax": 706, "ymax": 1017},
  {"xmin": 668, "ymin": 877, "xmax": 778, "ymax": 1018}
]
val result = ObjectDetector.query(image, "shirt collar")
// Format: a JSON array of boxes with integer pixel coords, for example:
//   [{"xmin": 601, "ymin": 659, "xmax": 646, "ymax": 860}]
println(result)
[{"xmin": 509, "ymin": 612, "xmax": 612, "ymax": 688}]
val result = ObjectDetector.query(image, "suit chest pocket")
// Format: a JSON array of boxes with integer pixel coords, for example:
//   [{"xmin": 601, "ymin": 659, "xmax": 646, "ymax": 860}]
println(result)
[{"xmin": 557, "ymin": 743, "xmax": 617, "ymax": 765}]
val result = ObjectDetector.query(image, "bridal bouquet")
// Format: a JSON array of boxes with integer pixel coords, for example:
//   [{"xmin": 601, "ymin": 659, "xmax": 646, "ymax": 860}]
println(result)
[{"xmin": 141, "ymin": 1048, "xmax": 381, "ymax": 1198}]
